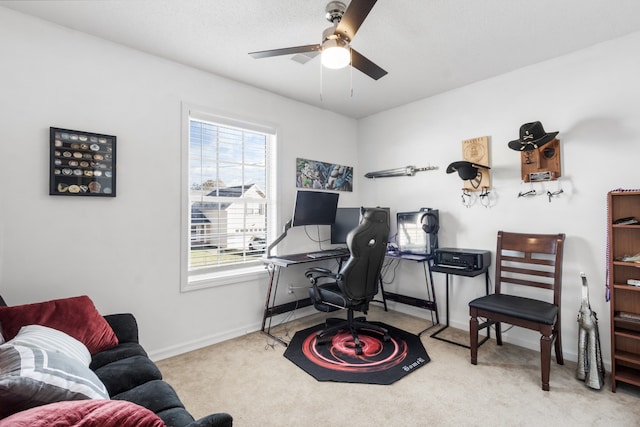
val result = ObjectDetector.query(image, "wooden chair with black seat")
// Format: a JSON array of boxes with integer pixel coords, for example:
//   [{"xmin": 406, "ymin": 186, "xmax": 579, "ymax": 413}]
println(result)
[
  {"xmin": 305, "ymin": 207, "xmax": 390, "ymax": 355},
  {"xmin": 468, "ymin": 230, "xmax": 566, "ymax": 391}
]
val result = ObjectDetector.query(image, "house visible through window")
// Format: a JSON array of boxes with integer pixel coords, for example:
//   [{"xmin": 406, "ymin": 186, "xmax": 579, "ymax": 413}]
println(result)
[{"xmin": 182, "ymin": 106, "xmax": 274, "ymax": 290}]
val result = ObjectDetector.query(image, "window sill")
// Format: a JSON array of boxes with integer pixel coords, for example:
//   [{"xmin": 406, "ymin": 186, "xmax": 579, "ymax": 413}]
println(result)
[{"xmin": 181, "ymin": 264, "xmax": 268, "ymax": 292}]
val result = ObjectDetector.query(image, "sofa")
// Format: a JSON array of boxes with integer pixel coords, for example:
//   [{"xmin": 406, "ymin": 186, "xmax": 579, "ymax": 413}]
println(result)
[{"xmin": 0, "ymin": 295, "xmax": 232, "ymax": 427}]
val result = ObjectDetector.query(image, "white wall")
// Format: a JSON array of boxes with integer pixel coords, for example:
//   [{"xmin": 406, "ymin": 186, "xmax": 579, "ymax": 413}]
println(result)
[
  {"xmin": 0, "ymin": 8, "xmax": 358, "ymax": 359},
  {"xmin": 358, "ymin": 31, "xmax": 640, "ymax": 364}
]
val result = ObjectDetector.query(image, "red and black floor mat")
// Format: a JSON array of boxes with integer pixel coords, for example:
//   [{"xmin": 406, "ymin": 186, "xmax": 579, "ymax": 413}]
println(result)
[{"xmin": 284, "ymin": 321, "xmax": 430, "ymax": 384}]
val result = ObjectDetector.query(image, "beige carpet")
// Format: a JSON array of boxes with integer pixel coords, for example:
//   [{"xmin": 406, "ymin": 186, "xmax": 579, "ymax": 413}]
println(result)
[{"xmin": 156, "ymin": 307, "xmax": 640, "ymax": 426}]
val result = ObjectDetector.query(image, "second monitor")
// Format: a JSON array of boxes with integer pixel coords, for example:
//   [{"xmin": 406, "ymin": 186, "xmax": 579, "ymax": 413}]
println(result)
[
  {"xmin": 331, "ymin": 207, "xmax": 361, "ymax": 244},
  {"xmin": 331, "ymin": 207, "xmax": 391, "ymax": 244}
]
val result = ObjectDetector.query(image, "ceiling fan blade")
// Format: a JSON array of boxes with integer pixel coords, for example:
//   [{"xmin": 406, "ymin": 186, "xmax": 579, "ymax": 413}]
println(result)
[
  {"xmin": 350, "ymin": 48, "xmax": 387, "ymax": 80},
  {"xmin": 335, "ymin": 0, "xmax": 378, "ymax": 40},
  {"xmin": 249, "ymin": 44, "xmax": 321, "ymax": 59},
  {"xmin": 291, "ymin": 51, "xmax": 320, "ymax": 64}
]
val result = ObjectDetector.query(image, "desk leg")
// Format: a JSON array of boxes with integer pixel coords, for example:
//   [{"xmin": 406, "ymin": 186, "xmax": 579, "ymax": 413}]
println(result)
[
  {"xmin": 445, "ymin": 273, "xmax": 450, "ymax": 325},
  {"xmin": 427, "ymin": 263, "xmax": 440, "ymax": 326},
  {"xmin": 376, "ymin": 276, "xmax": 389, "ymax": 311},
  {"xmin": 430, "ymin": 273, "xmax": 490, "ymax": 349},
  {"xmin": 260, "ymin": 264, "xmax": 289, "ymax": 347},
  {"xmin": 417, "ymin": 262, "xmax": 440, "ymax": 336},
  {"xmin": 261, "ymin": 264, "xmax": 276, "ymax": 333}
]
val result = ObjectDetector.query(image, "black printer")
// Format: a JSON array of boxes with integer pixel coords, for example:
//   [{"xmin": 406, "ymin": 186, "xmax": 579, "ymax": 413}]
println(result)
[{"xmin": 434, "ymin": 248, "xmax": 491, "ymax": 271}]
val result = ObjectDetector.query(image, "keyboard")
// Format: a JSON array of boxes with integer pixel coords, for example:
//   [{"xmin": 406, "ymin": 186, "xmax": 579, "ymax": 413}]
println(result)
[{"xmin": 306, "ymin": 248, "xmax": 349, "ymax": 259}]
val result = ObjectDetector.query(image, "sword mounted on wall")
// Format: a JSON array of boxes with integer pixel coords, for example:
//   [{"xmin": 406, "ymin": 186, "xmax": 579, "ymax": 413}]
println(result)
[{"xmin": 365, "ymin": 165, "xmax": 438, "ymax": 179}]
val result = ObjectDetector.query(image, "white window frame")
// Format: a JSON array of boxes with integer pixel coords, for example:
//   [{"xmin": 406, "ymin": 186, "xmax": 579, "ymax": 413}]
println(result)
[{"xmin": 180, "ymin": 103, "xmax": 276, "ymax": 292}]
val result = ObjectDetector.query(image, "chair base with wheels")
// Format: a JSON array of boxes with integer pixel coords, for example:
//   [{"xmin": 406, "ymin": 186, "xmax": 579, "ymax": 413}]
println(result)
[
  {"xmin": 308, "ymin": 272, "xmax": 389, "ymax": 354},
  {"xmin": 317, "ymin": 309, "xmax": 390, "ymax": 355}
]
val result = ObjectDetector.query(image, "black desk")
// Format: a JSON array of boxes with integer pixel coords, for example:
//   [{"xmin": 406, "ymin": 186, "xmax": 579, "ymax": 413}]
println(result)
[
  {"xmin": 262, "ymin": 251, "xmax": 442, "ymax": 345},
  {"xmin": 381, "ymin": 253, "xmax": 439, "ymax": 335},
  {"xmin": 429, "ymin": 265, "xmax": 491, "ymax": 348},
  {"xmin": 261, "ymin": 250, "xmax": 348, "ymax": 346}
]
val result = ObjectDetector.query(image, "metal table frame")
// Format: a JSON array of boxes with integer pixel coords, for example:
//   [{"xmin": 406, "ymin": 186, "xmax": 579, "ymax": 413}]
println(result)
[{"xmin": 429, "ymin": 265, "xmax": 491, "ymax": 349}]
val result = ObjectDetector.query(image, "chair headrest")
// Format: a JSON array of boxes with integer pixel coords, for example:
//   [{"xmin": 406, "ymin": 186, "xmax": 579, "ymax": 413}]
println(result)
[{"xmin": 361, "ymin": 207, "xmax": 388, "ymax": 224}]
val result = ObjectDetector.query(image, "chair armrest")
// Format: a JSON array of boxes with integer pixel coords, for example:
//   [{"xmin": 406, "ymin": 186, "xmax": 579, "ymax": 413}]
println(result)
[
  {"xmin": 103, "ymin": 313, "xmax": 139, "ymax": 344},
  {"xmin": 305, "ymin": 267, "xmax": 343, "ymax": 305},
  {"xmin": 304, "ymin": 267, "xmax": 338, "ymax": 282},
  {"xmin": 186, "ymin": 413, "xmax": 233, "ymax": 427}
]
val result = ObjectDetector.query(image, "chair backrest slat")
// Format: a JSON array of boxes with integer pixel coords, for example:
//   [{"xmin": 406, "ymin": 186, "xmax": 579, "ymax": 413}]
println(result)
[
  {"xmin": 500, "ymin": 255, "xmax": 555, "ymax": 267},
  {"xmin": 499, "ymin": 231, "xmax": 560, "ymax": 253},
  {"xmin": 500, "ymin": 265, "xmax": 556, "ymax": 279},
  {"xmin": 498, "ymin": 276, "xmax": 554, "ymax": 290}
]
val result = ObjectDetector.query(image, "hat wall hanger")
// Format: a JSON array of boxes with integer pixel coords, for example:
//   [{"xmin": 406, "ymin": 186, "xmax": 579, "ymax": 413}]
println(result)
[
  {"xmin": 447, "ymin": 136, "xmax": 494, "ymax": 207},
  {"xmin": 517, "ymin": 179, "xmax": 564, "ymax": 202},
  {"xmin": 508, "ymin": 121, "xmax": 561, "ymax": 183},
  {"xmin": 460, "ymin": 186, "xmax": 492, "ymax": 208}
]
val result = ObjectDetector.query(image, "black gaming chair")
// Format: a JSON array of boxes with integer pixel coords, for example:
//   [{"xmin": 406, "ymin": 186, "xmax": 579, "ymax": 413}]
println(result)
[{"xmin": 305, "ymin": 207, "xmax": 390, "ymax": 354}]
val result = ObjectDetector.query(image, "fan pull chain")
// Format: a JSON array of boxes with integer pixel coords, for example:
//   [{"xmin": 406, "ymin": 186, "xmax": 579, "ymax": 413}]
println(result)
[
  {"xmin": 319, "ymin": 60, "xmax": 324, "ymax": 102},
  {"xmin": 350, "ymin": 48, "xmax": 354, "ymax": 98}
]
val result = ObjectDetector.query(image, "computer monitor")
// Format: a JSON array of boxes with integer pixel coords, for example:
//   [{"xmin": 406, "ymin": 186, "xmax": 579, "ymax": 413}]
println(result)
[
  {"xmin": 291, "ymin": 190, "xmax": 339, "ymax": 227},
  {"xmin": 331, "ymin": 207, "xmax": 361, "ymax": 244},
  {"xmin": 331, "ymin": 207, "xmax": 391, "ymax": 244},
  {"xmin": 397, "ymin": 208, "xmax": 439, "ymax": 255}
]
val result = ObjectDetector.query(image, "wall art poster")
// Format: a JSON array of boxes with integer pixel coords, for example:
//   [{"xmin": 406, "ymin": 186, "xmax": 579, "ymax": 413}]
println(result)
[{"xmin": 296, "ymin": 158, "xmax": 353, "ymax": 192}]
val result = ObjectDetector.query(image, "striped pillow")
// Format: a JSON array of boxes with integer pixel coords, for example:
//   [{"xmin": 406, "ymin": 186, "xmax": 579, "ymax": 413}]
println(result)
[
  {"xmin": 0, "ymin": 344, "xmax": 108, "ymax": 419},
  {"xmin": 8, "ymin": 325, "xmax": 91, "ymax": 367}
]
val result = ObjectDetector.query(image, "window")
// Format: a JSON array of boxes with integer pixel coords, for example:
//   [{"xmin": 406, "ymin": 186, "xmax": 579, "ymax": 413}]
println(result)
[{"xmin": 181, "ymin": 105, "xmax": 275, "ymax": 291}]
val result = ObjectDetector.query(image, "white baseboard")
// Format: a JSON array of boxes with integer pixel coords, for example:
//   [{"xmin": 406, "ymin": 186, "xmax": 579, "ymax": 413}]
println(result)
[
  {"xmin": 148, "ymin": 306, "xmax": 317, "ymax": 362},
  {"xmin": 148, "ymin": 322, "xmax": 261, "ymax": 362}
]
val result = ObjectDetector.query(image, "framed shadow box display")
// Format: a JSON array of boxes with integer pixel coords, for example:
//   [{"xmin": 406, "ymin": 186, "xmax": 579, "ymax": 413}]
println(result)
[{"xmin": 49, "ymin": 127, "xmax": 116, "ymax": 197}]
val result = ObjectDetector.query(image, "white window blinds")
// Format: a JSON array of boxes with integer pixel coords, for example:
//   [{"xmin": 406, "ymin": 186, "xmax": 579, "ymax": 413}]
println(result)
[{"xmin": 188, "ymin": 116, "xmax": 270, "ymax": 272}]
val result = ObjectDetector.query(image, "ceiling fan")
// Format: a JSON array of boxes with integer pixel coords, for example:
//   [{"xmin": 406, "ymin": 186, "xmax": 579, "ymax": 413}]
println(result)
[{"xmin": 248, "ymin": 0, "xmax": 387, "ymax": 80}]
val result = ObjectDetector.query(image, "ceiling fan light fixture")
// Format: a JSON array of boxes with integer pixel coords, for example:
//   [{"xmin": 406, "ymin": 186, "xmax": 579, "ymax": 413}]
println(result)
[
  {"xmin": 249, "ymin": 1, "xmax": 387, "ymax": 80},
  {"xmin": 321, "ymin": 38, "xmax": 350, "ymax": 69}
]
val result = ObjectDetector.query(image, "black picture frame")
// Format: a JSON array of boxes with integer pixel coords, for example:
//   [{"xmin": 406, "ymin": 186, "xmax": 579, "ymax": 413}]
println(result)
[{"xmin": 49, "ymin": 127, "xmax": 116, "ymax": 197}]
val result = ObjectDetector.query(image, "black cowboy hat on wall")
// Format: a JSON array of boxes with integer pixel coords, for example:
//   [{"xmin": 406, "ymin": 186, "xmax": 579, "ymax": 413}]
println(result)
[
  {"xmin": 446, "ymin": 161, "xmax": 490, "ymax": 181},
  {"xmin": 508, "ymin": 121, "xmax": 559, "ymax": 151}
]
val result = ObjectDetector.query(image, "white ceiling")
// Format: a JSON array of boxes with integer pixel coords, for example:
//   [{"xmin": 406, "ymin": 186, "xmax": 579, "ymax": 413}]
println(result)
[{"xmin": 3, "ymin": 0, "xmax": 640, "ymax": 118}]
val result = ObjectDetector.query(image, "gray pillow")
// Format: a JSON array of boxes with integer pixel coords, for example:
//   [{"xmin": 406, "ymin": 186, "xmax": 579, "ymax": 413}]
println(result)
[{"xmin": 0, "ymin": 344, "xmax": 109, "ymax": 418}]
